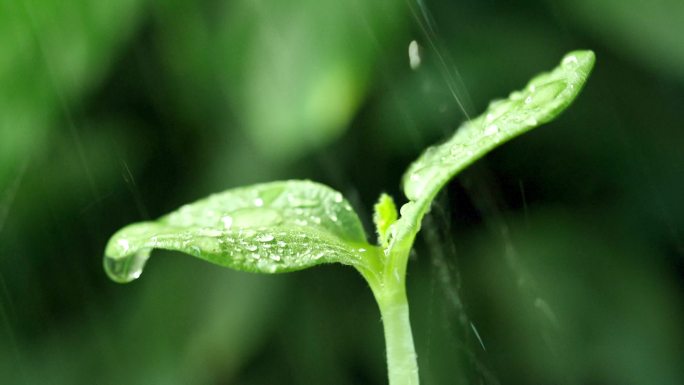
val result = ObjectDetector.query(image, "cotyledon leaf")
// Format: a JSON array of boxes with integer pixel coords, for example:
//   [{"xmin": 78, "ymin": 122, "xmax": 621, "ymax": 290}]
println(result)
[
  {"xmin": 392, "ymin": 50, "xmax": 595, "ymax": 253},
  {"xmin": 104, "ymin": 180, "xmax": 378, "ymax": 283}
]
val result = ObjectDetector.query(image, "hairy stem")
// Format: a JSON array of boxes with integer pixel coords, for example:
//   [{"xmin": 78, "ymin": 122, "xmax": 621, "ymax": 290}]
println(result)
[{"xmin": 377, "ymin": 286, "xmax": 419, "ymax": 385}]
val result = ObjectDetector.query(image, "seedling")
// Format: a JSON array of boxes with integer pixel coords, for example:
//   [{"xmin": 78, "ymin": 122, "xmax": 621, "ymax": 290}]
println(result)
[{"xmin": 104, "ymin": 51, "xmax": 594, "ymax": 385}]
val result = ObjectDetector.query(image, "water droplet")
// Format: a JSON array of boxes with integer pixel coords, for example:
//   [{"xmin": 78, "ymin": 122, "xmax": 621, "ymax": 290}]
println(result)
[
  {"xmin": 408, "ymin": 40, "xmax": 421, "ymax": 70},
  {"xmin": 404, "ymin": 165, "xmax": 445, "ymax": 201},
  {"xmin": 333, "ymin": 193, "xmax": 343, "ymax": 203},
  {"xmin": 277, "ymin": 241, "xmax": 287, "ymax": 247},
  {"xmin": 117, "ymin": 239, "xmax": 130, "ymax": 253},
  {"xmin": 525, "ymin": 81, "xmax": 566, "ymax": 107},
  {"xmin": 231, "ymin": 208, "xmax": 282, "ymax": 228},
  {"xmin": 241, "ymin": 229, "xmax": 256, "ymax": 238},
  {"xmin": 256, "ymin": 234, "xmax": 274, "ymax": 242},
  {"xmin": 270, "ymin": 255, "xmax": 281, "ymax": 261},
  {"xmin": 287, "ymin": 194, "xmax": 318, "ymax": 207},
  {"xmin": 254, "ymin": 198, "xmax": 264, "ymax": 207},
  {"xmin": 104, "ymin": 249, "xmax": 151, "ymax": 283},
  {"xmin": 484, "ymin": 124, "xmax": 499, "ymax": 136},
  {"xmin": 245, "ymin": 244, "xmax": 258, "ymax": 251},
  {"xmin": 562, "ymin": 55, "xmax": 578, "ymax": 67},
  {"xmin": 199, "ymin": 228, "xmax": 223, "ymax": 237},
  {"xmin": 449, "ymin": 144, "xmax": 465, "ymax": 157},
  {"xmin": 509, "ymin": 91, "xmax": 524, "ymax": 101},
  {"xmin": 221, "ymin": 215, "xmax": 233, "ymax": 229},
  {"xmin": 264, "ymin": 263, "xmax": 277, "ymax": 273}
]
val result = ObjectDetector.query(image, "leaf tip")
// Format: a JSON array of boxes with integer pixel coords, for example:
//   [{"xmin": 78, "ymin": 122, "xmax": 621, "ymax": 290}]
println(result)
[
  {"xmin": 373, "ymin": 193, "xmax": 398, "ymax": 247},
  {"xmin": 561, "ymin": 50, "xmax": 596, "ymax": 76}
]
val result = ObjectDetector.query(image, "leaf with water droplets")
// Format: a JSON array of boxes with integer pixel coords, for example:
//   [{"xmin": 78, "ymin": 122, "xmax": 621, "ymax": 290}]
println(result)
[
  {"xmin": 104, "ymin": 180, "xmax": 377, "ymax": 283},
  {"xmin": 395, "ymin": 50, "xmax": 595, "ymax": 251}
]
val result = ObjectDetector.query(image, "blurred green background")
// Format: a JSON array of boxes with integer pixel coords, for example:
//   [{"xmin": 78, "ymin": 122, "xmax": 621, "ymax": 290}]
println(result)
[{"xmin": 1, "ymin": 0, "xmax": 683, "ymax": 384}]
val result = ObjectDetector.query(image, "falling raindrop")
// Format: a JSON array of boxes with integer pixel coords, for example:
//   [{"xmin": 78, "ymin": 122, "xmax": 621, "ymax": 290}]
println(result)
[{"xmin": 408, "ymin": 40, "xmax": 421, "ymax": 70}]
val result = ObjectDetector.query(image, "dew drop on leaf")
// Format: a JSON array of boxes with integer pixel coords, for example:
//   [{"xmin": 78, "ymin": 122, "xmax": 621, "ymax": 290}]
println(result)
[
  {"xmin": 256, "ymin": 234, "xmax": 274, "ymax": 242},
  {"xmin": 286, "ymin": 194, "xmax": 318, "ymax": 207},
  {"xmin": 231, "ymin": 207, "xmax": 282, "ymax": 227},
  {"xmin": 221, "ymin": 215, "xmax": 233, "ymax": 229},
  {"xmin": 484, "ymin": 124, "xmax": 499, "ymax": 136}
]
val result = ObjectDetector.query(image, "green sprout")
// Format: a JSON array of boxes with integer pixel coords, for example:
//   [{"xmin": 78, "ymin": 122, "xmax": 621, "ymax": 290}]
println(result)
[{"xmin": 104, "ymin": 50, "xmax": 595, "ymax": 385}]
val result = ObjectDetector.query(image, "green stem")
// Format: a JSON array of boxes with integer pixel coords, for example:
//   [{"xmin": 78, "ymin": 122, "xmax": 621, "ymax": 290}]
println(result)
[{"xmin": 377, "ymin": 286, "xmax": 419, "ymax": 385}]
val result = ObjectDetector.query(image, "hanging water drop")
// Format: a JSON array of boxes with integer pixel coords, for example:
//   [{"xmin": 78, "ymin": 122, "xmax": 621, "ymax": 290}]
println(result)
[
  {"xmin": 117, "ymin": 239, "xmax": 130, "ymax": 253},
  {"xmin": 104, "ymin": 248, "xmax": 151, "ymax": 283}
]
